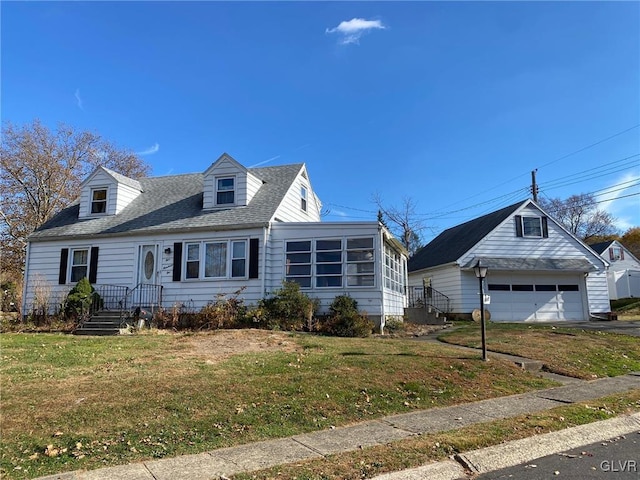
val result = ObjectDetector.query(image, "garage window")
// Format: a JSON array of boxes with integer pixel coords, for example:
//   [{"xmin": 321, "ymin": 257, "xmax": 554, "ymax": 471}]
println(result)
[
  {"xmin": 559, "ymin": 284, "xmax": 579, "ymax": 291},
  {"xmin": 512, "ymin": 284, "xmax": 534, "ymax": 291},
  {"xmin": 488, "ymin": 284, "xmax": 510, "ymax": 291},
  {"xmin": 535, "ymin": 285, "xmax": 557, "ymax": 291}
]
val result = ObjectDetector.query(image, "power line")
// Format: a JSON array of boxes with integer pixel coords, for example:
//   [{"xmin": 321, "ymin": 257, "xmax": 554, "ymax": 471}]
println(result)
[{"xmin": 536, "ymin": 124, "xmax": 640, "ymax": 170}]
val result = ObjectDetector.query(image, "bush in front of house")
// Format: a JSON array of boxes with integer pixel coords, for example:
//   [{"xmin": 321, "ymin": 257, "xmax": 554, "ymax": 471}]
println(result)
[
  {"xmin": 319, "ymin": 295, "xmax": 374, "ymax": 338},
  {"xmin": 64, "ymin": 277, "xmax": 101, "ymax": 319},
  {"xmin": 258, "ymin": 281, "xmax": 318, "ymax": 331}
]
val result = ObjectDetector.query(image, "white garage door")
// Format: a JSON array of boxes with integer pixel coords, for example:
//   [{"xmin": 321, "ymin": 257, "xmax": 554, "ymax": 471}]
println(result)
[{"xmin": 487, "ymin": 273, "xmax": 585, "ymax": 322}]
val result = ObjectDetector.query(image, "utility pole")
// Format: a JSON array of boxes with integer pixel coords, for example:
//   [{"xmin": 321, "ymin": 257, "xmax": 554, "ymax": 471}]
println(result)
[{"xmin": 531, "ymin": 169, "xmax": 538, "ymax": 202}]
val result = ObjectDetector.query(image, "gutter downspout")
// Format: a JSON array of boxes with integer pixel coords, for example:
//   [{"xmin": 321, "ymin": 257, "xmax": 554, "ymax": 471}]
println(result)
[
  {"xmin": 379, "ymin": 225, "xmax": 386, "ymax": 334},
  {"xmin": 21, "ymin": 241, "xmax": 31, "ymax": 318}
]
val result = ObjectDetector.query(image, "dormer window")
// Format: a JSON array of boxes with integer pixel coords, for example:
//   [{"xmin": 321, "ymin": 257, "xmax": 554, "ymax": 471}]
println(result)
[
  {"xmin": 216, "ymin": 177, "xmax": 235, "ymax": 205},
  {"xmin": 91, "ymin": 188, "xmax": 107, "ymax": 214},
  {"xmin": 301, "ymin": 186, "xmax": 308, "ymax": 212}
]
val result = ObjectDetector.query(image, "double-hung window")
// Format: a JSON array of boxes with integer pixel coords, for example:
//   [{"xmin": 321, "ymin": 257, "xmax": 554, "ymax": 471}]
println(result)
[
  {"xmin": 91, "ymin": 188, "xmax": 107, "ymax": 214},
  {"xmin": 522, "ymin": 216, "xmax": 542, "ymax": 237},
  {"xmin": 186, "ymin": 244, "xmax": 200, "ymax": 279},
  {"xmin": 70, "ymin": 249, "xmax": 89, "ymax": 282},
  {"xmin": 185, "ymin": 240, "xmax": 247, "ymax": 279},
  {"xmin": 216, "ymin": 177, "xmax": 235, "ymax": 205},
  {"xmin": 301, "ymin": 186, "xmax": 308, "ymax": 212}
]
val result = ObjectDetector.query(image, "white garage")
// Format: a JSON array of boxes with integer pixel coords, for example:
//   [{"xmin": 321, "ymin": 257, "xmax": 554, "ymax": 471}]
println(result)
[
  {"xmin": 407, "ymin": 200, "xmax": 611, "ymax": 322},
  {"xmin": 486, "ymin": 273, "xmax": 585, "ymax": 322}
]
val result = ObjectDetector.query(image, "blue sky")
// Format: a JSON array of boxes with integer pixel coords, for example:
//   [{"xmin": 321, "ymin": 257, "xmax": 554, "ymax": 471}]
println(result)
[{"xmin": 3, "ymin": 1, "xmax": 639, "ymax": 242}]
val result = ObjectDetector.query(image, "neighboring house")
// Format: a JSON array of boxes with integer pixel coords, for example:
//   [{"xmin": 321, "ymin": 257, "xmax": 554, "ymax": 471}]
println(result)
[
  {"xmin": 588, "ymin": 240, "xmax": 640, "ymax": 300},
  {"xmin": 408, "ymin": 199, "xmax": 610, "ymax": 322},
  {"xmin": 22, "ymin": 153, "xmax": 407, "ymax": 328}
]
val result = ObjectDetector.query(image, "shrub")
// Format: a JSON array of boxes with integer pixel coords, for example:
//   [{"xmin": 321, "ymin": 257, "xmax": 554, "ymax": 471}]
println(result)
[
  {"xmin": 196, "ymin": 289, "xmax": 248, "ymax": 330},
  {"xmin": 64, "ymin": 278, "xmax": 100, "ymax": 318},
  {"xmin": 384, "ymin": 316, "xmax": 405, "ymax": 333},
  {"xmin": 319, "ymin": 295, "xmax": 374, "ymax": 338},
  {"xmin": 259, "ymin": 281, "xmax": 318, "ymax": 331}
]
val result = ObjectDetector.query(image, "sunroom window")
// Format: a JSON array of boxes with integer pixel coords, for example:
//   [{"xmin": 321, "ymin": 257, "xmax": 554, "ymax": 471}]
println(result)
[
  {"xmin": 348, "ymin": 238, "xmax": 375, "ymax": 287},
  {"xmin": 316, "ymin": 239, "xmax": 342, "ymax": 287},
  {"xmin": 286, "ymin": 241, "xmax": 312, "ymax": 288}
]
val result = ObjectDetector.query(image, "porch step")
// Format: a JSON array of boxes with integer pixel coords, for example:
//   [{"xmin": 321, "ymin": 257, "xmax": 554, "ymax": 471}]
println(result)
[{"xmin": 74, "ymin": 310, "xmax": 123, "ymax": 336}]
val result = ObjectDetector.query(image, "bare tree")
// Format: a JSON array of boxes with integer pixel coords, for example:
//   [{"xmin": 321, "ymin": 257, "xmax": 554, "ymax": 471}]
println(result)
[
  {"xmin": 373, "ymin": 194, "xmax": 426, "ymax": 256},
  {"xmin": 1, "ymin": 119, "xmax": 151, "ymax": 278},
  {"xmin": 538, "ymin": 193, "xmax": 618, "ymax": 242}
]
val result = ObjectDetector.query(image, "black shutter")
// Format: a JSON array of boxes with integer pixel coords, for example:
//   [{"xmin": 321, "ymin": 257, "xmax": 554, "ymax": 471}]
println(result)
[
  {"xmin": 89, "ymin": 247, "xmax": 99, "ymax": 283},
  {"xmin": 58, "ymin": 248, "xmax": 69, "ymax": 285},
  {"xmin": 172, "ymin": 242, "xmax": 183, "ymax": 281},
  {"xmin": 541, "ymin": 217, "xmax": 549, "ymax": 238},
  {"xmin": 249, "ymin": 238, "xmax": 259, "ymax": 279},
  {"xmin": 515, "ymin": 215, "xmax": 523, "ymax": 237}
]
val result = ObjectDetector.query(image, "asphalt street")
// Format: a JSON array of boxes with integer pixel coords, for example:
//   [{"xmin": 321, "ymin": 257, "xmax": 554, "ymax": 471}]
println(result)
[{"xmin": 475, "ymin": 432, "xmax": 640, "ymax": 479}]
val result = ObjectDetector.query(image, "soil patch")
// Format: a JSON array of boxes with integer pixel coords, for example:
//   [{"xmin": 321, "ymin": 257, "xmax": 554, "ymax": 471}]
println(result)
[{"xmin": 184, "ymin": 329, "xmax": 301, "ymax": 363}]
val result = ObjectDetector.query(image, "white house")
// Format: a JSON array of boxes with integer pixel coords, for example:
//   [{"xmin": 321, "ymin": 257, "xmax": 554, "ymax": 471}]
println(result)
[
  {"xmin": 408, "ymin": 200, "xmax": 610, "ymax": 322},
  {"xmin": 588, "ymin": 240, "xmax": 640, "ymax": 300},
  {"xmin": 22, "ymin": 153, "xmax": 408, "ymax": 329}
]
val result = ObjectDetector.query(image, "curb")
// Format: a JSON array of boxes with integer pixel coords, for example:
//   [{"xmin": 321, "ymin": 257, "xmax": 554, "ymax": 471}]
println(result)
[{"xmin": 371, "ymin": 412, "xmax": 640, "ymax": 480}]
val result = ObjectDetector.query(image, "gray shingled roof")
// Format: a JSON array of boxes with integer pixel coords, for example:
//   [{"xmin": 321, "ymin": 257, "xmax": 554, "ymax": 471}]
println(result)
[
  {"xmin": 30, "ymin": 164, "xmax": 303, "ymax": 241},
  {"xmin": 101, "ymin": 167, "xmax": 143, "ymax": 191},
  {"xmin": 408, "ymin": 201, "xmax": 526, "ymax": 272},
  {"xmin": 587, "ymin": 241, "xmax": 612, "ymax": 255}
]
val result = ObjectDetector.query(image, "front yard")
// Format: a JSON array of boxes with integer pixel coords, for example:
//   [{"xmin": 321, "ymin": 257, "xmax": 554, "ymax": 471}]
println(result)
[{"xmin": 2, "ymin": 324, "xmax": 639, "ymax": 479}]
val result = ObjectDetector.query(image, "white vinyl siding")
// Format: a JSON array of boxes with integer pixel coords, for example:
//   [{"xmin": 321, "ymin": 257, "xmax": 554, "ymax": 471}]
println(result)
[{"xmin": 273, "ymin": 172, "xmax": 321, "ymax": 222}]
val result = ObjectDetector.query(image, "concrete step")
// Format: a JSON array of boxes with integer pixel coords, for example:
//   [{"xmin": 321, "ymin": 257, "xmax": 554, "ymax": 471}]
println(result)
[{"xmin": 74, "ymin": 327, "xmax": 120, "ymax": 336}]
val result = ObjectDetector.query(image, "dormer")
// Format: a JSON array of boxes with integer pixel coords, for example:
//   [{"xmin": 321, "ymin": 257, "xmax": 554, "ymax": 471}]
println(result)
[
  {"xmin": 78, "ymin": 167, "xmax": 143, "ymax": 218},
  {"xmin": 203, "ymin": 153, "xmax": 262, "ymax": 209}
]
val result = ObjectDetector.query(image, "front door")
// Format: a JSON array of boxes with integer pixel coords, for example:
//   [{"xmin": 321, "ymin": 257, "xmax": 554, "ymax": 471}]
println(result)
[
  {"xmin": 139, "ymin": 245, "xmax": 158, "ymax": 284},
  {"xmin": 137, "ymin": 245, "xmax": 159, "ymax": 307}
]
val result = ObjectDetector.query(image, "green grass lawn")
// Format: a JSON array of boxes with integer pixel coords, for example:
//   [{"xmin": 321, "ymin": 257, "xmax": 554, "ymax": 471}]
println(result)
[
  {"xmin": 1, "ymin": 330, "xmax": 555, "ymax": 479},
  {"xmin": 439, "ymin": 322, "xmax": 640, "ymax": 379}
]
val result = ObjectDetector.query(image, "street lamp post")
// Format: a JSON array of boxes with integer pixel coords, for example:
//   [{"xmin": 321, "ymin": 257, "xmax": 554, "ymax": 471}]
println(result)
[{"xmin": 473, "ymin": 260, "xmax": 489, "ymax": 361}]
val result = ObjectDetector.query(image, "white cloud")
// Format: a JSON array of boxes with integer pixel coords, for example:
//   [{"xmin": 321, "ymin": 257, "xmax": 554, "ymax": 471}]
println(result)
[
  {"xmin": 249, "ymin": 155, "xmax": 280, "ymax": 168},
  {"xmin": 326, "ymin": 18, "xmax": 386, "ymax": 45},
  {"xmin": 75, "ymin": 89, "xmax": 83, "ymax": 110},
  {"xmin": 137, "ymin": 143, "xmax": 160, "ymax": 156}
]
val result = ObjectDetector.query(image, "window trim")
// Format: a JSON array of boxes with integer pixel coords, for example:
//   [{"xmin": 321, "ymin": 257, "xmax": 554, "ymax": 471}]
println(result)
[
  {"xmin": 215, "ymin": 176, "xmax": 236, "ymax": 206},
  {"xmin": 90, "ymin": 187, "xmax": 108, "ymax": 215},
  {"xmin": 183, "ymin": 239, "xmax": 248, "ymax": 280}
]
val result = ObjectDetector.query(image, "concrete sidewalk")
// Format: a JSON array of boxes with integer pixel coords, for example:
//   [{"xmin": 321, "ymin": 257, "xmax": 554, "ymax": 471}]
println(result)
[{"xmin": 37, "ymin": 371, "xmax": 640, "ymax": 480}]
